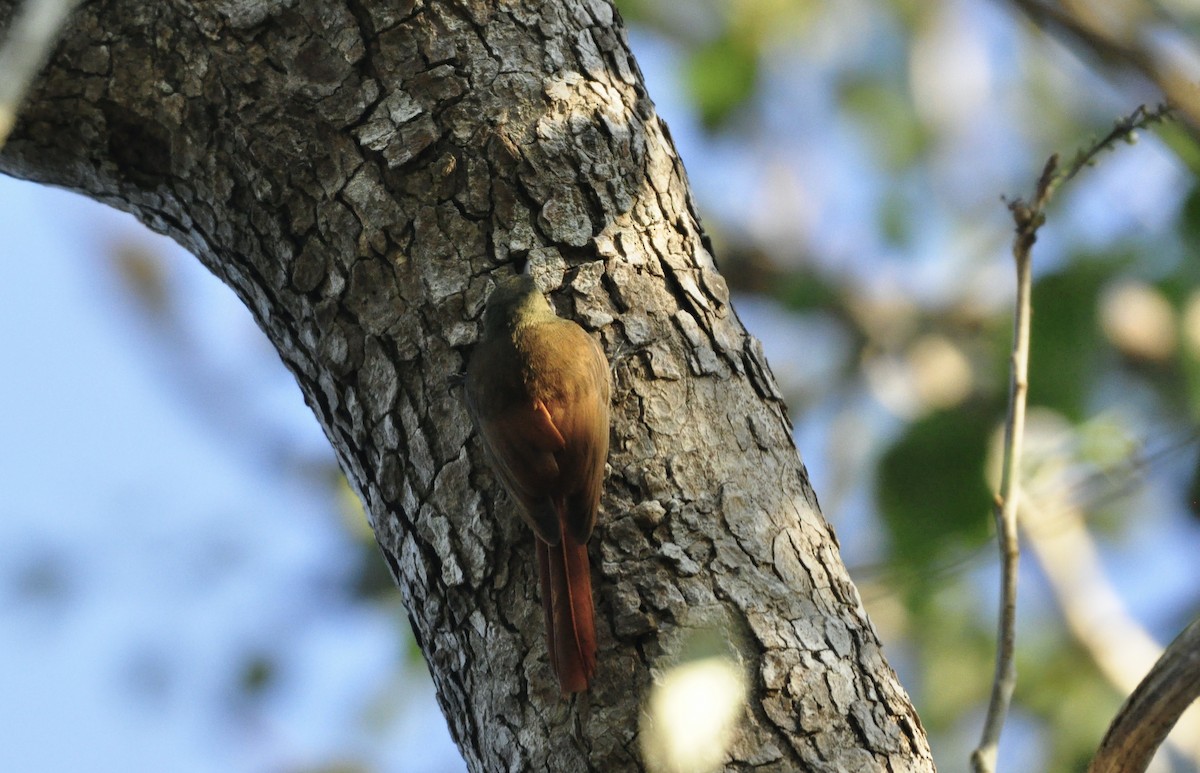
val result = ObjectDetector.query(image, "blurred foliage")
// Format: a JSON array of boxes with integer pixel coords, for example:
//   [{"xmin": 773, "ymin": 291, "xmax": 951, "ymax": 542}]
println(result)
[
  {"xmin": 240, "ymin": 653, "xmax": 277, "ymax": 695},
  {"xmin": 620, "ymin": 0, "xmax": 1200, "ymax": 770},
  {"xmin": 686, "ymin": 32, "xmax": 759, "ymax": 129},
  {"xmin": 877, "ymin": 405, "xmax": 994, "ymax": 605},
  {"xmin": 840, "ymin": 76, "xmax": 929, "ymax": 171},
  {"xmin": 1027, "ymin": 261, "xmax": 1112, "ymax": 421},
  {"xmin": 912, "ymin": 584, "xmax": 995, "ymax": 727}
]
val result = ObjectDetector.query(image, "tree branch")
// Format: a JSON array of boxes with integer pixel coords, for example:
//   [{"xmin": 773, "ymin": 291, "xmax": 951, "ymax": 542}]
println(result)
[
  {"xmin": 0, "ymin": 1, "xmax": 934, "ymax": 769},
  {"xmin": 1003, "ymin": 0, "xmax": 1200, "ymax": 130},
  {"xmin": 1088, "ymin": 618, "xmax": 1200, "ymax": 773}
]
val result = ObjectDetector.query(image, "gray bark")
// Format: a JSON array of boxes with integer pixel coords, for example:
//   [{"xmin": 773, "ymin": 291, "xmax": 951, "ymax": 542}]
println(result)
[{"xmin": 0, "ymin": 0, "xmax": 935, "ymax": 770}]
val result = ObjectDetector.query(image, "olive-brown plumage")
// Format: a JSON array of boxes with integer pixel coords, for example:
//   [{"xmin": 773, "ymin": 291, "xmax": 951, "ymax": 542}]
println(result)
[{"xmin": 464, "ymin": 274, "xmax": 610, "ymax": 692}]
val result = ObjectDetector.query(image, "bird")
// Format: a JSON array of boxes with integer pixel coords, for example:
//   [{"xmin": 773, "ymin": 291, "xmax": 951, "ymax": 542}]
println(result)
[{"xmin": 464, "ymin": 273, "xmax": 610, "ymax": 693}]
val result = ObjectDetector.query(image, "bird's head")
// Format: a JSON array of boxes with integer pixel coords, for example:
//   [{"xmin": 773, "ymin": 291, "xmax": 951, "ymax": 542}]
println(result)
[{"xmin": 481, "ymin": 274, "xmax": 556, "ymax": 335}]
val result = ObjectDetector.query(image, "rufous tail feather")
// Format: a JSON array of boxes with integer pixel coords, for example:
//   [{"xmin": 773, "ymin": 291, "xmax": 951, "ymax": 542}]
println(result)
[{"xmin": 536, "ymin": 536, "xmax": 596, "ymax": 692}]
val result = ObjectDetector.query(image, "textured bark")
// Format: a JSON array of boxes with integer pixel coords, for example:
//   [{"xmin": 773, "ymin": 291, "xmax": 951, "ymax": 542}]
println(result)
[{"xmin": 0, "ymin": 1, "xmax": 935, "ymax": 770}]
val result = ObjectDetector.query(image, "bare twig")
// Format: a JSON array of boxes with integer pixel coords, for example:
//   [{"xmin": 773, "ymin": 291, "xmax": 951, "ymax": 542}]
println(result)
[
  {"xmin": 1049, "ymin": 104, "xmax": 1175, "ymax": 193},
  {"xmin": 970, "ymin": 104, "xmax": 1174, "ymax": 773},
  {"xmin": 970, "ymin": 152, "xmax": 1046, "ymax": 773},
  {"xmin": 1088, "ymin": 618, "xmax": 1200, "ymax": 773}
]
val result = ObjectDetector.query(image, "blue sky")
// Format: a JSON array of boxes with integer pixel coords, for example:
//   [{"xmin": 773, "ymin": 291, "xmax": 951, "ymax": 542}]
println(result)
[{"xmin": 0, "ymin": 178, "xmax": 465, "ymax": 772}]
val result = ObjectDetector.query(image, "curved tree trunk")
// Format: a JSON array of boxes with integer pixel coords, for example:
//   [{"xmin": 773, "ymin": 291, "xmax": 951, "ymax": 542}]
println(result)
[{"xmin": 0, "ymin": 0, "xmax": 935, "ymax": 770}]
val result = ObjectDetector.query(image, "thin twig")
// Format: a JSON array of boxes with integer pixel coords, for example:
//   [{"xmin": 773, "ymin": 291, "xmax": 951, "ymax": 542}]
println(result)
[
  {"xmin": 1047, "ymin": 104, "xmax": 1174, "ymax": 195},
  {"xmin": 970, "ymin": 103, "xmax": 1174, "ymax": 773},
  {"xmin": 970, "ymin": 153, "xmax": 1043, "ymax": 773}
]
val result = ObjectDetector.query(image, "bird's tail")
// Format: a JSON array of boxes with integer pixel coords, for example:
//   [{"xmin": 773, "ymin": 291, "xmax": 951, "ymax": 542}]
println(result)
[{"xmin": 537, "ymin": 534, "xmax": 597, "ymax": 692}]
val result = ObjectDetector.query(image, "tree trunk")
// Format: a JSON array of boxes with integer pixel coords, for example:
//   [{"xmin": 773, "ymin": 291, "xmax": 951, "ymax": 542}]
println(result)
[{"xmin": 0, "ymin": 0, "xmax": 935, "ymax": 769}]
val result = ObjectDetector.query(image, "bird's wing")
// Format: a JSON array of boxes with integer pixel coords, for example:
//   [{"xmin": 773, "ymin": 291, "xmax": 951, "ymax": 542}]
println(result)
[
  {"xmin": 544, "ymin": 330, "xmax": 611, "ymax": 544},
  {"xmin": 472, "ymin": 388, "xmax": 567, "ymax": 544}
]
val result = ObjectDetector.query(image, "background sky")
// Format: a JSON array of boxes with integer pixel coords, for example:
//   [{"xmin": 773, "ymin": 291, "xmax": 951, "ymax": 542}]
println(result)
[
  {"xmin": 3, "ymin": 1, "xmax": 1200, "ymax": 771},
  {"xmin": 0, "ymin": 175, "xmax": 462, "ymax": 772}
]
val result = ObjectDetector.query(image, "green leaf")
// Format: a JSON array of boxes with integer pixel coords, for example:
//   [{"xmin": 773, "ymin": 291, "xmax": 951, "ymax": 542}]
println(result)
[
  {"xmin": 840, "ymin": 77, "xmax": 927, "ymax": 170},
  {"xmin": 775, "ymin": 269, "xmax": 844, "ymax": 312},
  {"xmin": 1178, "ymin": 183, "xmax": 1200, "ymax": 250},
  {"xmin": 240, "ymin": 654, "xmax": 276, "ymax": 695},
  {"xmin": 876, "ymin": 405, "xmax": 994, "ymax": 602},
  {"xmin": 1156, "ymin": 121, "xmax": 1200, "ymax": 176},
  {"xmin": 685, "ymin": 34, "xmax": 759, "ymax": 130},
  {"xmin": 1027, "ymin": 263, "xmax": 1111, "ymax": 420}
]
